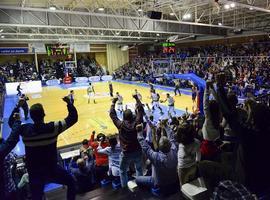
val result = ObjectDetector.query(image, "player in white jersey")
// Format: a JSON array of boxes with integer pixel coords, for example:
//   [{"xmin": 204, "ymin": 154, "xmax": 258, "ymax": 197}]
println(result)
[
  {"xmin": 161, "ymin": 93, "xmax": 176, "ymax": 116},
  {"xmin": 151, "ymin": 90, "xmax": 163, "ymax": 114},
  {"xmin": 134, "ymin": 89, "xmax": 142, "ymax": 101},
  {"xmin": 87, "ymin": 82, "xmax": 96, "ymax": 104},
  {"xmin": 115, "ymin": 92, "xmax": 123, "ymax": 113}
]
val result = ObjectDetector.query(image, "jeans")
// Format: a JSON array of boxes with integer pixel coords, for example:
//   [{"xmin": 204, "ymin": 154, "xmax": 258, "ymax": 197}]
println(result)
[
  {"xmin": 136, "ymin": 176, "xmax": 154, "ymax": 188},
  {"xmin": 28, "ymin": 165, "xmax": 76, "ymax": 200},
  {"xmin": 120, "ymin": 150, "xmax": 143, "ymax": 187}
]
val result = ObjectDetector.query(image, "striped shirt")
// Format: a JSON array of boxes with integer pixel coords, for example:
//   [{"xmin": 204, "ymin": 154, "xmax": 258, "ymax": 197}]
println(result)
[{"xmin": 10, "ymin": 103, "xmax": 78, "ymax": 171}]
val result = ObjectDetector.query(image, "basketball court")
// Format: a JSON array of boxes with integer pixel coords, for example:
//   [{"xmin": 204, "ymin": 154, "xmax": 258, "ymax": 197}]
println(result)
[{"xmin": 2, "ymin": 81, "xmax": 194, "ymax": 155}]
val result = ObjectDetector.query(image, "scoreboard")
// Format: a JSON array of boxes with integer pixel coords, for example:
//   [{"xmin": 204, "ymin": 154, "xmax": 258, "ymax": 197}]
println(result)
[
  {"xmin": 46, "ymin": 45, "xmax": 70, "ymax": 56},
  {"xmin": 162, "ymin": 42, "xmax": 176, "ymax": 54}
]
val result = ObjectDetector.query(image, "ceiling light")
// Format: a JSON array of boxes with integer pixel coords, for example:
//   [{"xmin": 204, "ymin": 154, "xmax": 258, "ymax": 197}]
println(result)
[
  {"xmin": 115, "ymin": 32, "xmax": 120, "ymax": 35},
  {"xmin": 224, "ymin": 4, "xmax": 230, "ymax": 9},
  {"xmin": 29, "ymin": 34, "xmax": 33, "ymax": 37},
  {"xmin": 183, "ymin": 13, "xmax": 191, "ymax": 20},
  {"xmin": 137, "ymin": 37, "xmax": 141, "ymax": 39},
  {"xmin": 64, "ymin": 28, "xmax": 68, "ymax": 31},
  {"xmin": 100, "ymin": 33, "xmax": 104, "ymax": 36},
  {"xmin": 49, "ymin": 5, "xmax": 56, "ymax": 10},
  {"xmin": 0, "ymin": 29, "xmax": 3, "ymax": 33},
  {"xmin": 249, "ymin": 7, "xmax": 254, "ymax": 10},
  {"xmin": 169, "ymin": 12, "xmax": 174, "ymax": 16},
  {"xmin": 156, "ymin": 33, "xmax": 160, "ymax": 36},
  {"xmin": 218, "ymin": 22, "xmax": 222, "ymax": 26},
  {"xmin": 98, "ymin": 7, "xmax": 104, "ymax": 11},
  {"xmin": 230, "ymin": 3, "xmax": 236, "ymax": 8},
  {"xmin": 1, "ymin": 35, "xmax": 4, "ymax": 38},
  {"xmin": 138, "ymin": 8, "xmax": 143, "ymax": 12},
  {"xmin": 79, "ymin": 32, "xmax": 82, "ymax": 35}
]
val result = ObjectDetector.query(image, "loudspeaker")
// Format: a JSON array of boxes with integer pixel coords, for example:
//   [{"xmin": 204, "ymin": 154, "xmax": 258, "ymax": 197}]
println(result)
[{"xmin": 147, "ymin": 11, "xmax": 162, "ymax": 20}]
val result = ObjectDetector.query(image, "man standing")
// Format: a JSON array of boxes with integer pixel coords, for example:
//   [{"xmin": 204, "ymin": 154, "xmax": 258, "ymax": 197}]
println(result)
[
  {"xmin": 134, "ymin": 89, "xmax": 142, "ymax": 101},
  {"xmin": 174, "ymin": 80, "xmax": 181, "ymax": 96},
  {"xmin": 87, "ymin": 83, "xmax": 96, "ymax": 104},
  {"xmin": 151, "ymin": 90, "xmax": 163, "ymax": 115},
  {"xmin": 161, "ymin": 93, "xmax": 176, "ymax": 116},
  {"xmin": 17, "ymin": 83, "xmax": 22, "ymax": 96},
  {"xmin": 9, "ymin": 96, "xmax": 78, "ymax": 200},
  {"xmin": 68, "ymin": 90, "xmax": 75, "ymax": 105},
  {"xmin": 110, "ymin": 94, "xmax": 144, "ymax": 188},
  {"xmin": 115, "ymin": 92, "xmax": 123, "ymax": 114},
  {"xmin": 20, "ymin": 94, "xmax": 30, "ymax": 120},
  {"xmin": 109, "ymin": 81, "xmax": 113, "ymax": 97}
]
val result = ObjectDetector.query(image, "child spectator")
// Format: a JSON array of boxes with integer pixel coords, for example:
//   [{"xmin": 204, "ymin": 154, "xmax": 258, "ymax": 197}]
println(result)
[
  {"xmin": 176, "ymin": 122, "xmax": 201, "ymax": 187},
  {"xmin": 97, "ymin": 135, "xmax": 121, "ymax": 179},
  {"xmin": 89, "ymin": 131, "xmax": 109, "ymax": 182}
]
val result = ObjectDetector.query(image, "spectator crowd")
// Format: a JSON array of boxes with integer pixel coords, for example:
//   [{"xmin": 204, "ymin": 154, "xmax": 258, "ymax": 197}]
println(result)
[
  {"xmin": 1, "ymin": 39, "xmax": 270, "ymax": 200},
  {"xmin": 114, "ymin": 40, "xmax": 270, "ymax": 98}
]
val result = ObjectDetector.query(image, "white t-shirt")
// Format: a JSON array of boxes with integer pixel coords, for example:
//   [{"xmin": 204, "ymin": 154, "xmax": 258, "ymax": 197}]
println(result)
[
  {"xmin": 151, "ymin": 93, "xmax": 159, "ymax": 101},
  {"xmin": 178, "ymin": 139, "xmax": 201, "ymax": 169},
  {"xmin": 167, "ymin": 96, "xmax": 174, "ymax": 106},
  {"xmin": 117, "ymin": 95, "xmax": 123, "ymax": 104}
]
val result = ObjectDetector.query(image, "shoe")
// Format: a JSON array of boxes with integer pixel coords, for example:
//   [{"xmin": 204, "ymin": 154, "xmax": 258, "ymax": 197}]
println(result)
[{"xmin": 127, "ymin": 180, "xmax": 138, "ymax": 192}]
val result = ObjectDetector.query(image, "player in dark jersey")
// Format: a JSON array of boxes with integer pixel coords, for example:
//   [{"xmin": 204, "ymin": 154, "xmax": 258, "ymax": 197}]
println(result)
[
  {"xmin": 174, "ymin": 80, "xmax": 181, "ymax": 96},
  {"xmin": 17, "ymin": 83, "xmax": 22, "ymax": 96},
  {"xmin": 192, "ymin": 86, "xmax": 197, "ymax": 104},
  {"xmin": 109, "ymin": 81, "xmax": 113, "ymax": 97},
  {"xmin": 20, "ymin": 94, "xmax": 30, "ymax": 120}
]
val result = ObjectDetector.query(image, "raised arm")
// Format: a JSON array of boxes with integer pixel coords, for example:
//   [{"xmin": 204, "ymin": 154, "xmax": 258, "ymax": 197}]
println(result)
[
  {"xmin": 203, "ymin": 82, "xmax": 211, "ymax": 117},
  {"xmin": 8, "ymin": 99, "xmax": 24, "ymax": 128},
  {"xmin": 97, "ymin": 145, "xmax": 111, "ymax": 156},
  {"xmin": 109, "ymin": 98, "xmax": 122, "ymax": 129},
  {"xmin": 134, "ymin": 95, "xmax": 144, "ymax": 124},
  {"xmin": 89, "ymin": 131, "xmax": 98, "ymax": 148},
  {"xmin": 136, "ymin": 124, "xmax": 162, "ymax": 166},
  {"xmin": 0, "ymin": 121, "xmax": 21, "ymax": 159},
  {"xmin": 54, "ymin": 96, "xmax": 78, "ymax": 134}
]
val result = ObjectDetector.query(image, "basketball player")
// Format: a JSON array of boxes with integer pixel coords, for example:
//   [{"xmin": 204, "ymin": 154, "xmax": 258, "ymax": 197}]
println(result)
[
  {"xmin": 20, "ymin": 94, "xmax": 30, "ymax": 120},
  {"xmin": 87, "ymin": 83, "xmax": 96, "ymax": 104},
  {"xmin": 109, "ymin": 81, "xmax": 113, "ymax": 97},
  {"xmin": 149, "ymin": 82, "xmax": 155, "ymax": 94},
  {"xmin": 17, "ymin": 83, "xmax": 22, "ymax": 96},
  {"xmin": 191, "ymin": 86, "xmax": 197, "ymax": 105},
  {"xmin": 150, "ymin": 89, "xmax": 163, "ymax": 115},
  {"xmin": 161, "ymin": 93, "xmax": 176, "ymax": 116},
  {"xmin": 174, "ymin": 80, "xmax": 181, "ymax": 96},
  {"xmin": 134, "ymin": 89, "xmax": 142, "ymax": 101},
  {"xmin": 68, "ymin": 90, "xmax": 75, "ymax": 104},
  {"xmin": 115, "ymin": 92, "xmax": 123, "ymax": 113}
]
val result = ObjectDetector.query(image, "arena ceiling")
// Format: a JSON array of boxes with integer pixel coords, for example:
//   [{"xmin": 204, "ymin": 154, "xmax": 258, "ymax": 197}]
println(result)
[{"xmin": 0, "ymin": 0, "xmax": 269, "ymax": 44}]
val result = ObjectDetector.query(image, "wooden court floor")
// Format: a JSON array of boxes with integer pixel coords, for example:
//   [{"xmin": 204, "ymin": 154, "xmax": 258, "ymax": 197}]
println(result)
[{"xmin": 27, "ymin": 82, "xmax": 194, "ymax": 147}]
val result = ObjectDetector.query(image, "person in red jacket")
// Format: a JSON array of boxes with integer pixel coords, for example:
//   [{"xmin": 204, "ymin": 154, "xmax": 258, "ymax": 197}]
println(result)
[{"xmin": 89, "ymin": 131, "xmax": 109, "ymax": 182}]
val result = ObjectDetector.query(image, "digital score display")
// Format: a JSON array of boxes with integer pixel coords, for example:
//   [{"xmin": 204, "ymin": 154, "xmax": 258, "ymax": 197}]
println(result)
[
  {"xmin": 46, "ymin": 45, "xmax": 70, "ymax": 56},
  {"xmin": 162, "ymin": 42, "xmax": 176, "ymax": 54}
]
